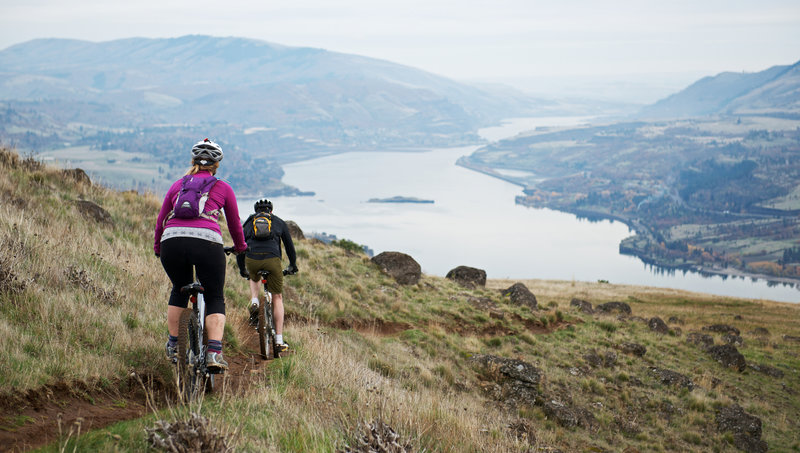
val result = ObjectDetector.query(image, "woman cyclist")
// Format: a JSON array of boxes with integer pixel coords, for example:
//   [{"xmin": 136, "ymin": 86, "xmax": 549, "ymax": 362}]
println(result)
[{"xmin": 154, "ymin": 138, "xmax": 247, "ymax": 371}]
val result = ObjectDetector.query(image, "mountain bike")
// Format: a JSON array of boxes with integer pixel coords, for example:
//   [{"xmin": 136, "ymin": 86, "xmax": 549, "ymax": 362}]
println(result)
[
  {"xmin": 253, "ymin": 267, "xmax": 296, "ymax": 360},
  {"xmin": 175, "ymin": 281, "xmax": 218, "ymax": 402}
]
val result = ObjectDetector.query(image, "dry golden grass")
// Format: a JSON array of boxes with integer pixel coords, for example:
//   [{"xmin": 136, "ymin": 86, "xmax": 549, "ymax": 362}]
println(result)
[{"xmin": 4, "ymin": 147, "xmax": 800, "ymax": 452}]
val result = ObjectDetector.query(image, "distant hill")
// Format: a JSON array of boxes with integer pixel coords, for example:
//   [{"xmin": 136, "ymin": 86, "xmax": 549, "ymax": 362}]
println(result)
[
  {"xmin": 0, "ymin": 35, "xmax": 569, "ymax": 193},
  {"xmin": 638, "ymin": 60, "xmax": 800, "ymax": 119},
  {"xmin": 0, "ymin": 35, "xmax": 553, "ymax": 140}
]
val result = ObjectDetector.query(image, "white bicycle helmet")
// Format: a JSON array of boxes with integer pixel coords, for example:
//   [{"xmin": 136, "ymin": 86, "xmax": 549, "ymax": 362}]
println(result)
[{"xmin": 191, "ymin": 138, "xmax": 223, "ymax": 164}]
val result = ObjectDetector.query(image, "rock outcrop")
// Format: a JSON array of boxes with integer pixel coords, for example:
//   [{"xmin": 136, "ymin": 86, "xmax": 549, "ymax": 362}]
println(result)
[
  {"xmin": 74, "ymin": 200, "xmax": 113, "ymax": 226},
  {"xmin": 371, "ymin": 252, "xmax": 421, "ymax": 285},
  {"xmin": 716, "ymin": 405, "xmax": 768, "ymax": 453},
  {"xmin": 446, "ymin": 266, "xmax": 486, "ymax": 288},
  {"xmin": 285, "ymin": 220, "xmax": 305, "ymax": 240},
  {"xmin": 470, "ymin": 354, "xmax": 541, "ymax": 407},
  {"xmin": 501, "ymin": 282, "xmax": 538, "ymax": 310}
]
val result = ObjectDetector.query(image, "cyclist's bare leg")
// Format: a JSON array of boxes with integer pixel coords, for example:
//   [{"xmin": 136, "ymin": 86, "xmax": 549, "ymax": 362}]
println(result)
[
  {"xmin": 205, "ymin": 313, "xmax": 226, "ymax": 342},
  {"xmin": 248, "ymin": 279, "xmax": 260, "ymax": 300},
  {"xmin": 273, "ymin": 293, "xmax": 284, "ymax": 336},
  {"xmin": 167, "ymin": 305, "xmax": 183, "ymax": 336}
]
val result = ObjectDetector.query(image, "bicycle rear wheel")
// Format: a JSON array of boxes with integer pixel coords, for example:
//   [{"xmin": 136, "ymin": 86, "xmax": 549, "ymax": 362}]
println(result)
[
  {"xmin": 258, "ymin": 296, "xmax": 275, "ymax": 360},
  {"xmin": 177, "ymin": 308, "xmax": 200, "ymax": 402}
]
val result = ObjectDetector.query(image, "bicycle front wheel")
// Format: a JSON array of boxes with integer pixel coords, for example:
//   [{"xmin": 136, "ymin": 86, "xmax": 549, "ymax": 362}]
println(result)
[{"xmin": 177, "ymin": 308, "xmax": 201, "ymax": 402}]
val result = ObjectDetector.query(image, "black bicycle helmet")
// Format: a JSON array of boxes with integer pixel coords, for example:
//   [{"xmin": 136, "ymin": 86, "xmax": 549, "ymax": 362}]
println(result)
[
  {"xmin": 254, "ymin": 199, "xmax": 273, "ymax": 213},
  {"xmin": 191, "ymin": 138, "xmax": 223, "ymax": 164}
]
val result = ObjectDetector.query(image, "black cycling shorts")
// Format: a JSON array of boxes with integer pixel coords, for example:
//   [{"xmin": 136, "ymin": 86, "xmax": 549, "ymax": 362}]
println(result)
[{"xmin": 160, "ymin": 237, "xmax": 226, "ymax": 315}]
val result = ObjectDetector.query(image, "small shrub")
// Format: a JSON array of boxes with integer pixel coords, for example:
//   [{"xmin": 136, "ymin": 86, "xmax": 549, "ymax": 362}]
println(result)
[
  {"xmin": 331, "ymin": 238, "xmax": 366, "ymax": 254},
  {"xmin": 597, "ymin": 321, "xmax": 617, "ymax": 333},
  {"xmin": 368, "ymin": 357, "xmax": 397, "ymax": 378},
  {"xmin": 485, "ymin": 337, "xmax": 503, "ymax": 348}
]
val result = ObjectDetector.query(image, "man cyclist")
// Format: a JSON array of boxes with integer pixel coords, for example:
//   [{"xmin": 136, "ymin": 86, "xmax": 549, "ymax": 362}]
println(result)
[
  {"xmin": 238, "ymin": 199, "xmax": 298, "ymax": 353},
  {"xmin": 154, "ymin": 138, "xmax": 247, "ymax": 372}
]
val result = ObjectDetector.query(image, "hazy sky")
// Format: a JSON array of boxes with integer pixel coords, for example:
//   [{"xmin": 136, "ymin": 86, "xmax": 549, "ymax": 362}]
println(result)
[{"xmin": 1, "ymin": 0, "xmax": 798, "ymax": 90}]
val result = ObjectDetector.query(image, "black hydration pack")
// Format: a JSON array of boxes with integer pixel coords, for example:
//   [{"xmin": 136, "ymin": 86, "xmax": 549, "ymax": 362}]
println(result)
[{"xmin": 252, "ymin": 211, "xmax": 274, "ymax": 240}]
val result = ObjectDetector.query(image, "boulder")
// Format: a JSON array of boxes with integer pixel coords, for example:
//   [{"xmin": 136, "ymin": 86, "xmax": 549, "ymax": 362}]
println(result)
[
  {"xmin": 686, "ymin": 332, "xmax": 715, "ymax": 351},
  {"xmin": 648, "ymin": 317, "xmax": 669, "ymax": 334},
  {"xmin": 703, "ymin": 324, "xmax": 741, "ymax": 336},
  {"xmin": 501, "ymin": 283, "xmax": 537, "ymax": 310},
  {"xmin": 583, "ymin": 351, "xmax": 603, "ymax": 368},
  {"xmin": 667, "ymin": 316, "xmax": 684, "ymax": 325},
  {"xmin": 748, "ymin": 363, "xmax": 784, "ymax": 378},
  {"xmin": 716, "ymin": 405, "xmax": 768, "ymax": 453},
  {"xmin": 285, "ymin": 220, "xmax": 305, "ymax": 240},
  {"xmin": 749, "ymin": 327, "xmax": 770, "ymax": 336},
  {"xmin": 570, "ymin": 298, "xmax": 594, "ymax": 314},
  {"xmin": 595, "ymin": 301, "xmax": 632, "ymax": 315},
  {"xmin": 723, "ymin": 334, "xmax": 744, "ymax": 346},
  {"xmin": 74, "ymin": 200, "xmax": 113, "ymax": 226},
  {"xmin": 469, "ymin": 354, "xmax": 541, "ymax": 407},
  {"xmin": 603, "ymin": 351, "xmax": 618, "ymax": 368},
  {"xmin": 371, "ymin": 252, "xmax": 421, "ymax": 285},
  {"xmin": 63, "ymin": 168, "xmax": 92, "ymax": 185},
  {"xmin": 446, "ymin": 266, "xmax": 486, "ymax": 288},
  {"xmin": 649, "ymin": 367, "xmax": 694, "ymax": 390},
  {"xmin": 542, "ymin": 400, "xmax": 596, "ymax": 430},
  {"xmin": 619, "ymin": 343, "xmax": 646, "ymax": 357},
  {"xmin": 708, "ymin": 344, "xmax": 747, "ymax": 372}
]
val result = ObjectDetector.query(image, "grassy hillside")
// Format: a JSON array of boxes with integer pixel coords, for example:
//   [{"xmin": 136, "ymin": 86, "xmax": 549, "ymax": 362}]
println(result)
[{"xmin": 1, "ymin": 147, "xmax": 799, "ymax": 452}]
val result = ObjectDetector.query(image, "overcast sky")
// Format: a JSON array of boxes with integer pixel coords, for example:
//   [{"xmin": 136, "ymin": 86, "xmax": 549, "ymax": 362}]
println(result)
[{"xmin": 1, "ymin": 0, "xmax": 799, "ymax": 97}]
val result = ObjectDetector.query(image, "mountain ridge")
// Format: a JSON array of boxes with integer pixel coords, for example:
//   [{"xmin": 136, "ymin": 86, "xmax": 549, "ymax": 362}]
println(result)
[{"xmin": 638, "ymin": 59, "xmax": 800, "ymax": 119}]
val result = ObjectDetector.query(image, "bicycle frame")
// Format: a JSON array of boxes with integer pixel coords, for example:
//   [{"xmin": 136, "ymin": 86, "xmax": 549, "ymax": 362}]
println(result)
[{"xmin": 177, "ymin": 282, "xmax": 215, "ymax": 401}]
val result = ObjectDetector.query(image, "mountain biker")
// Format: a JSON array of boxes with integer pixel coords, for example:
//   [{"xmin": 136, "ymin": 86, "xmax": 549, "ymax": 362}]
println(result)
[
  {"xmin": 154, "ymin": 138, "xmax": 247, "ymax": 372},
  {"xmin": 238, "ymin": 199, "xmax": 298, "ymax": 353}
]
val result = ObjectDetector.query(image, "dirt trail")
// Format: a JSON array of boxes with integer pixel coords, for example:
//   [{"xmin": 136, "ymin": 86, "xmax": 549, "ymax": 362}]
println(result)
[{"xmin": 0, "ymin": 318, "xmax": 270, "ymax": 452}]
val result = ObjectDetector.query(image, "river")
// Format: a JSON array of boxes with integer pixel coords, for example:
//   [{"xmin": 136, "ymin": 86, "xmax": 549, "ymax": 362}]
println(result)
[{"xmin": 240, "ymin": 117, "xmax": 800, "ymax": 303}]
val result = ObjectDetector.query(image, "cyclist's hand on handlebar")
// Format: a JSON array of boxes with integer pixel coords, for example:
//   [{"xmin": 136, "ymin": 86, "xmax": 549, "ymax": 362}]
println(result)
[{"xmin": 284, "ymin": 264, "xmax": 298, "ymax": 275}]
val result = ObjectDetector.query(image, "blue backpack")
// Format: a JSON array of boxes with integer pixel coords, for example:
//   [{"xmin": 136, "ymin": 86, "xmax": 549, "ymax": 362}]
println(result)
[{"xmin": 171, "ymin": 175, "xmax": 218, "ymax": 219}]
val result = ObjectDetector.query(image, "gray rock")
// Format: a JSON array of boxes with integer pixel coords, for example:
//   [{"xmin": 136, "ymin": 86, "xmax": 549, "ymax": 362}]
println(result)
[
  {"xmin": 470, "ymin": 354, "xmax": 542, "ymax": 407},
  {"xmin": 716, "ymin": 405, "xmax": 767, "ymax": 453},
  {"xmin": 708, "ymin": 344, "xmax": 747, "ymax": 372},
  {"xmin": 74, "ymin": 200, "xmax": 113, "ymax": 226},
  {"xmin": 542, "ymin": 400, "xmax": 596, "ymax": 430},
  {"xmin": 748, "ymin": 363, "xmax": 784, "ymax": 378},
  {"xmin": 703, "ymin": 324, "xmax": 741, "ymax": 336},
  {"xmin": 650, "ymin": 367, "xmax": 694, "ymax": 390},
  {"xmin": 446, "ymin": 265, "xmax": 486, "ymax": 288},
  {"xmin": 749, "ymin": 327, "xmax": 770, "ymax": 336},
  {"xmin": 667, "ymin": 316, "xmax": 684, "ymax": 325},
  {"xmin": 371, "ymin": 251, "xmax": 421, "ymax": 285},
  {"xmin": 63, "ymin": 168, "xmax": 92, "ymax": 185},
  {"xmin": 619, "ymin": 342, "xmax": 646, "ymax": 357},
  {"xmin": 595, "ymin": 301, "xmax": 632, "ymax": 315},
  {"xmin": 603, "ymin": 351, "xmax": 618, "ymax": 368},
  {"xmin": 648, "ymin": 317, "xmax": 669, "ymax": 334},
  {"xmin": 723, "ymin": 334, "xmax": 744, "ymax": 346},
  {"xmin": 686, "ymin": 332, "xmax": 715, "ymax": 351},
  {"xmin": 583, "ymin": 351, "xmax": 603, "ymax": 368},
  {"xmin": 501, "ymin": 282, "xmax": 538, "ymax": 310},
  {"xmin": 285, "ymin": 220, "xmax": 305, "ymax": 240},
  {"xmin": 570, "ymin": 298, "xmax": 594, "ymax": 314}
]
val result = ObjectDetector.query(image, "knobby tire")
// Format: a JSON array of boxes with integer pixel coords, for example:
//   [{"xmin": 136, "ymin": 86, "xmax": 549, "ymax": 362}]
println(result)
[
  {"xmin": 258, "ymin": 295, "xmax": 279, "ymax": 360},
  {"xmin": 177, "ymin": 308, "xmax": 200, "ymax": 402}
]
